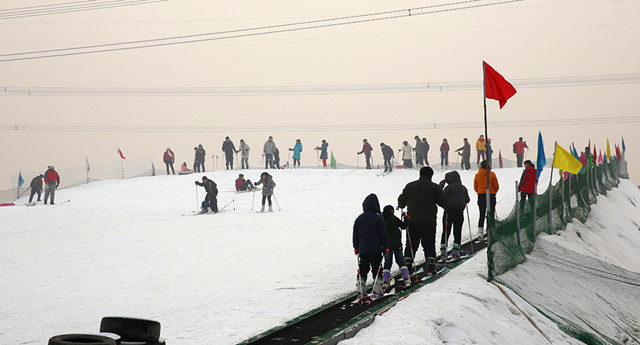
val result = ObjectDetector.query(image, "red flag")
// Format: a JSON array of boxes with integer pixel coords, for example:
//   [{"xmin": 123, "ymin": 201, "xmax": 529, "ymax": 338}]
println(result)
[
  {"xmin": 498, "ymin": 149, "xmax": 503, "ymax": 168},
  {"xmin": 615, "ymin": 145, "xmax": 621, "ymax": 162},
  {"xmin": 117, "ymin": 148, "xmax": 126, "ymax": 159},
  {"xmin": 483, "ymin": 61, "xmax": 517, "ymax": 109},
  {"xmin": 86, "ymin": 156, "xmax": 90, "ymax": 172},
  {"xmin": 598, "ymin": 150, "xmax": 602, "ymax": 165}
]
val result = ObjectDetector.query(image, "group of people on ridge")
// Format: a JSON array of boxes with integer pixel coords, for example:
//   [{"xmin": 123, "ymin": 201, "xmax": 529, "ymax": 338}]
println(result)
[{"xmin": 195, "ymin": 171, "xmax": 277, "ymax": 214}]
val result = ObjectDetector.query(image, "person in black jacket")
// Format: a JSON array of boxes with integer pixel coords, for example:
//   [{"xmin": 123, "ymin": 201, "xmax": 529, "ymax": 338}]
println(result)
[
  {"xmin": 28, "ymin": 174, "xmax": 44, "ymax": 203},
  {"xmin": 398, "ymin": 167, "xmax": 451, "ymax": 273},
  {"xmin": 353, "ymin": 194, "xmax": 390, "ymax": 302},
  {"xmin": 195, "ymin": 176, "xmax": 218, "ymax": 213},
  {"xmin": 222, "ymin": 136, "xmax": 238, "ymax": 170},
  {"xmin": 438, "ymin": 171, "xmax": 470, "ymax": 260},
  {"xmin": 382, "ymin": 205, "xmax": 411, "ymax": 289},
  {"xmin": 380, "ymin": 143, "xmax": 394, "ymax": 172}
]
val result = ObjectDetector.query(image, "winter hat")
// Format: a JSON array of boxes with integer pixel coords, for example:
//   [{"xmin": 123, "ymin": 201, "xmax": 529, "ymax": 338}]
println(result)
[
  {"xmin": 48, "ymin": 166, "xmax": 54, "ymax": 169},
  {"xmin": 420, "ymin": 166, "xmax": 434, "ymax": 178},
  {"xmin": 382, "ymin": 205, "xmax": 394, "ymax": 217},
  {"xmin": 202, "ymin": 176, "xmax": 208, "ymax": 181}
]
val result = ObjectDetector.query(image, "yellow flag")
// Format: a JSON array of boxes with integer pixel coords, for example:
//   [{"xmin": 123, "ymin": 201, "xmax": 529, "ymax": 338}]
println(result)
[
  {"xmin": 606, "ymin": 139, "xmax": 611, "ymax": 161},
  {"xmin": 552, "ymin": 142, "xmax": 583, "ymax": 174}
]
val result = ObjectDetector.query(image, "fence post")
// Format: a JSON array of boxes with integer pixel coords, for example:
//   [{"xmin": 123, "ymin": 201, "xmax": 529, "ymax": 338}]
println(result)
[{"xmin": 515, "ymin": 181, "xmax": 520, "ymax": 230}]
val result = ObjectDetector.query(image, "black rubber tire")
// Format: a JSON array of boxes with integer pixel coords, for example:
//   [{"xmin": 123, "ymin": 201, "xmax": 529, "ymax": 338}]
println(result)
[
  {"xmin": 49, "ymin": 333, "xmax": 118, "ymax": 345},
  {"xmin": 99, "ymin": 317, "xmax": 161, "ymax": 342}
]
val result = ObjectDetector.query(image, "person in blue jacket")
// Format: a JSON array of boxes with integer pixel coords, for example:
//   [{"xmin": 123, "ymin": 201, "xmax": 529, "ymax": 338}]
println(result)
[
  {"xmin": 289, "ymin": 139, "xmax": 303, "ymax": 168},
  {"xmin": 314, "ymin": 139, "xmax": 329, "ymax": 168},
  {"xmin": 353, "ymin": 193, "xmax": 390, "ymax": 302}
]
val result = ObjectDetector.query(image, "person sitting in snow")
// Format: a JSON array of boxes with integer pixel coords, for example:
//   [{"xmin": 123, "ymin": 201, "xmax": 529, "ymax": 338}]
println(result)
[
  {"xmin": 382, "ymin": 205, "xmax": 411, "ymax": 289},
  {"xmin": 438, "ymin": 170, "xmax": 470, "ymax": 261},
  {"xmin": 195, "ymin": 176, "xmax": 218, "ymax": 213},
  {"xmin": 254, "ymin": 172, "xmax": 276, "ymax": 212},
  {"xmin": 353, "ymin": 194, "xmax": 390, "ymax": 303},
  {"xmin": 235, "ymin": 174, "xmax": 255, "ymax": 191}
]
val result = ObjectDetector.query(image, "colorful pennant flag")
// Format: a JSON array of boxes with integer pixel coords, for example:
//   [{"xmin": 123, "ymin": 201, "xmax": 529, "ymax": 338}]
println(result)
[
  {"xmin": 483, "ymin": 61, "xmax": 517, "ymax": 109},
  {"xmin": 18, "ymin": 171, "xmax": 24, "ymax": 188},
  {"xmin": 536, "ymin": 132, "xmax": 546, "ymax": 180},
  {"xmin": 552, "ymin": 142, "xmax": 583, "ymax": 175},
  {"xmin": 117, "ymin": 148, "xmax": 126, "ymax": 159}
]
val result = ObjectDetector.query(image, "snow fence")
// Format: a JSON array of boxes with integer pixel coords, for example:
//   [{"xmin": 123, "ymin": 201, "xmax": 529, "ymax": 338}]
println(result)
[{"xmin": 487, "ymin": 158, "xmax": 640, "ymax": 344}]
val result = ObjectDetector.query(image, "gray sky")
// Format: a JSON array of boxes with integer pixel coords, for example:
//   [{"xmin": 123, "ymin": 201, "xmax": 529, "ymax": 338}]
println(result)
[{"xmin": 1, "ymin": 0, "xmax": 639, "ymax": 189}]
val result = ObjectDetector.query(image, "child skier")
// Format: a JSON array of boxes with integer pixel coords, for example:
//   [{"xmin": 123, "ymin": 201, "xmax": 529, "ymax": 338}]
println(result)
[
  {"xmin": 382, "ymin": 205, "xmax": 411, "ymax": 289},
  {"xmin": 439, "ymin": 171, "xmax": 470, "ymax": 260},
  {"xmin": 353, "ymin": 194, "xmax": 390, "ymax": 302},
  {"xmin": 254, "ymin": 172, "xmax": 276, "ymax": 212}
]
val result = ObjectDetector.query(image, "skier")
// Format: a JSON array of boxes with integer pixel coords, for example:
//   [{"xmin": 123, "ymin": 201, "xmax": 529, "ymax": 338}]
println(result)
[
  {"xmin": 475, "ymin": 135, "xmax": 486, "ymax": 166},
  {"xmin": 474, "ymin": 160, "xmax": 499, "ymax": 240},
  {"xmin": 455, "ymin": 138, "xmax": 471, "ymax": 170},
  {"xmin": 43, "ymin": 166, "xmax": 60, "ymax": 205},
  {"xmin": 235, "ymin": 173, "xmax": 255, "ymax": 191},
  {"xmin": 440, "ymin": 138, "xmax": 450, "ymax": 169},
  {"xmin": 414, "ymin": 135, "xmax": 424, "ymax": 166},
  {"xmin": 398, "ymin": 141, "xmax": 413, "ymax": 168},
  {"xmin": 222, "ymin": 136, "xmax": 238, "ymax": 170},
  {"xmin": 382, "ymin": 205, "xmax": 411, "ymax": 289},
  {"xmin": 438, "ymin": 171, "xmax": 470, "ymax": 261},
  {"xmin": 239, "ymin": 139, "xmax": 250, "ymax": 169},
  {"xmin": 163, "ymin": 147, "xmax": 175, "ymax": 175},
  {"xmin": 289, "ymin": 139, "xmax": 303, "ymax": 168},
  {"xmin": 357, "ymin": 139, "xmax": 374, "ymax": 169},
  {"xmin": 513, "ymin": 137, "xmax": 529, "ymax": 167},
  {"xmin": 274, "ymin": 147, "xmax": 281, "ymax": 169},
  {"xmin": 422, "ymin": 138, "xmax": 430, "ymax": 166},
  {"xmin": 353, "ymin": 193, "xmax": 390, "ymax": 302},
  {"xmin": 518, "ymin": 160, "xmax": 537, "ymax": 210},
  {"xmin": 254, "ymin": 172, "xmax": 276, "ymax": 212},
  {"xmin": 398, "ymin": 167, "xmax": 452, "ymax": 274},
  {"xmin": 314, "ymin": 140, "xmax": 329, "ymax": 168},
  {"xmin": 195, "ymin": 176, "xmax": 218, "ymax": 213},
  {"xmin": 380, "ymin": 143, "xmax": 394, "ymax": 172},
  {"xmin": 263, "ymin": 136, "xmax": 276, "ymax": 169},
  {"xmin": 28, "ymin": 174, "xmax": 44, "ymax": 204}
]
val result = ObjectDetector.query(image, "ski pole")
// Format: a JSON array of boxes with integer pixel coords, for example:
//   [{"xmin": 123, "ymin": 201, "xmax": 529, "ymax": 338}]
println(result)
[
  {"xmin": 220, "ymin": 199, "xmax": 235, "ymax": 211},
  {"xmin": 12, "ymin": 186, "xmax": 31, "ymax": 202},
  {"xmin": 316, "ymin": 150, "xmax": 319, "ymax": 168},
  {"xmin": 195, "ymin": 184, "xmax": 199, "ymax": 210},
  {"xmin": 357, "ymin": 154, "xmax": 359, "ymax": 169},
  {"xmin": 272, "ymin": 192, "xmax": 281, "ymax": 211},
  {"xmin": 371, "ymin": 256, "xmax": 384, "ymax": 298},
  {"xmin": 442, "ymin": 211, "xmax": 449, "ymax": 268},
  {"xmin": 356, "ymin": 254, "xmax": 363, "ymax": 301},
  {"xmin": 251, "ymin": 188, "xmax": 256, "ymax": 211},
  {"xmin": 466, "ymin": 204, "xmax": 475, "ymax": 253},
  {"xmin": 402, "ymin": 208, "xmax": 418, "ymax": 280}
]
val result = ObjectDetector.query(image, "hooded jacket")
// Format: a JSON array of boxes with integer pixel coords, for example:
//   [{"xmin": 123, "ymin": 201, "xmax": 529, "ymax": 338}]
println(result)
[
  {"xmin": 474, "ymin": 168, "xmax": 499, "ymax": 195},
  {"xmin": 255, "ymin": 173, "xmax": 276, "ymax": 196},
  {"xmin": 518, "ymin": 166, "xmax": 537, "ymax": 194},
  {"xmin": 443, "ymin": 171, "xmax": 470, "ymax": 211},
  {"xmin": 398, "ymin": 176, "xmax": 451, "ymax": 225},
  {"xmin": 353, "ymin": 194, "xmax": 390, "ymax": 255}
]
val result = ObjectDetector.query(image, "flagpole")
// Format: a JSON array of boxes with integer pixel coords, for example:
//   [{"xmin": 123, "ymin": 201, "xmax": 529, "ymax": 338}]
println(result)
[
  {"xmin": 548, "ymin": 142, "xmax": 557, "ymax": 234},
  {"xmin": 483, "ymin": 61, "xmax": 491, "ymax": 240}
]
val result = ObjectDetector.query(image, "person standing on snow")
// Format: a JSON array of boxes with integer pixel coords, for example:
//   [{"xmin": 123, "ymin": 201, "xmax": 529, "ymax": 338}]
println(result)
[
  {"xmin": 399, "ymin": 141, "xmax": 413, "ymax": 168},
  {"xmin": 380, "ymin": 143, "xmax": 394, "ymax": 172},
  {"xmin": 422, "ymin": 138, "xmax": 430, "ymax": 166},
  {"xmin": 518, "ymin": 160, "xmax": 537, "ymax": 210},
  {"xmin": 357, "ymin": 139, "xmax": 374, "ymax": 169},
  {"xmin": 438, "ymin": 171, "xmax": 470, "ymax": 261},
  {"xmin": 353, "ymin": 193, "xmax": 390, "ymax": 302},
  {"xmin": 273, "ymin": 146, "xmax": 281, "ymax": 169},
  {"xmin": 254, "ymin": 172, "xmax": 276, "ymax": 212},
  {"xmin": 239, "ymin": 139, "xmax": 250, "ymax": 169},
  {"xmin": 222, "ymin": 136, "xmax": 238, "ymax": 170},
  {"xmin": 414, "ymin": 135, "xmax": 425, "ymax": 166},
  {"xmin": 382, "ymin": 205, "xmax": 411, "ymax": 290},
  {"xmin": 43, "ymin": 166, "xmax": 60, "ymax": 205},
  {"xmin": 163, "ymin": 147, "xmax": 175, "ymax": 175},
  {"xmin": 289, "ymin": 139, "xmax": 303, "ymax": 168},
  {"xmin": 474, "ymin": 160, "xmax": 499, "ymax": 240},
  {"xmin": 455, "ymin": 138, "xmax": 471, "ymax": 170},
  {"xmin": 398, "ymin": 167, "xmax": 452, "ymax": 274},
  {"xmin": 513, "ymin": 137, "xmax": 529, "ymax": 167},
  {"xmin": 440, "ymin": 138, "xmax": 450, "ymax": 169},
  {"xmin": 475, "ymin": 135, "xmax": 486, "ymax": 166},
  {"xmin": 263, "ymin": 136, "xmax": 276, "ymax": 169},
  {"xmin": 28, "ymin": 174, "xmax": 44, "ymax": 204},
  {"xmin": 195, "ymin": 175, "xmax": 218, "ymax": 213},
  {"xmin": 314, "ymin": 139, "xmax": 329, "ymax": 168}
]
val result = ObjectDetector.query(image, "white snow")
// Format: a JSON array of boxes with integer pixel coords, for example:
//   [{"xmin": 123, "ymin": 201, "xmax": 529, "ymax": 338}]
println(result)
[{"xmin": 1, "ymin": 167, "xmax": 638, "ymax": 344}]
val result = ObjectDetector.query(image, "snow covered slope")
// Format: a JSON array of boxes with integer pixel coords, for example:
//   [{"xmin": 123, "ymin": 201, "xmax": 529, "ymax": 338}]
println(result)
[{"xmin": 1, "ymin": 168, "xmax": 637, "ymax": 344}]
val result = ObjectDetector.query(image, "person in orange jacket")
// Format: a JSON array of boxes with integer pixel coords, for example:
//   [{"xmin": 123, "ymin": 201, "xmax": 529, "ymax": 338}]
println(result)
[{"xmin": 473, "ymin": 160, "xmax": 499, "ymax": 240}]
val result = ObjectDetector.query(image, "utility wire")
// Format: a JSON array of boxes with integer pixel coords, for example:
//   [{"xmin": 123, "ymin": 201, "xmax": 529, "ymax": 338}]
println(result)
[
  {"xmin": 2, "ymin": 116, "xmax": 639, "ymax": 133},
  {"xmin": 0, "ymin": 0, "xmax": 522, "ymax": 62},
  {"xmin": 2, "ymin": 73, "xmax": 638, "ymax": 96},
  {"xmin": 0, "ymin": 0, "xmax": 168, "ymax": 21}
]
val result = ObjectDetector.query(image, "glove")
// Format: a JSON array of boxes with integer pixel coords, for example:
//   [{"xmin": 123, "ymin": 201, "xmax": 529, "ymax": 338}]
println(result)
[
  {"xmin": 195, "ymin": 181, "xmax": 198, "ymax": 185},
  {"xmin": 402, "ymin": 212, "xmax": 410, "ymax": 220},
  {"xmin": 354, "ymin": 248, "xmax": 359, "ymax": 255},
  {"xmin": 439, "ymin": 180, "xmax": 446, "ymax": 188},
  {"xmin": 383, "ymin": 248, "xmax": 390, "ymax": 254},
  {"xmin": 56, "ymin": 184, "xmax": 59, "ymax": 188}
]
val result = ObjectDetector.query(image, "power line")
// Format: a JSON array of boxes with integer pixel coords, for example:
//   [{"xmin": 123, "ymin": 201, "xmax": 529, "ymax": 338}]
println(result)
[
  {"xmin": 0, "ymin": 0, "xmax": 522, "ymax": 62},
  {"xmin": 0, "ymin": 0, "xmax": 168, "ymax": 21},
  {"xmin": 2, "ymin": 116, "xmax": 639, "ymax": 133},
  {"xmin": 1, "ymin": 73, "xmax": 638, "ymax": 96}
]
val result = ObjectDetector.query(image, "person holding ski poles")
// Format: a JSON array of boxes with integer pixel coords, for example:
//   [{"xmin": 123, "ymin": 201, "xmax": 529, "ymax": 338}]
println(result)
[
  {"xmin": 353, "ymin": 193, "xmax": 390, "ymax": 303},
  {"xmin": 398, "ymin": 166, "xmax": 451, "ymax": 274},
  {"xmin": 289, "ymin": 139, "xmax": 303, "ymax": 168},
  {"xmin": 239, "ymin": 139, "xmax": 250, "ymax": 169},
  {"xmin": 438, "ymin": 171, "xmax": 470, "ymax": 261},
  {"xmin": 314, "ymin": 139, "xmax": 329, "ymax": 168},
  {"xmin": 195, "ymin": 176, "xmax": 218, "ymax": 214},
  {"xmin": 254, "ymin": 172, "xmax": 276, "ymax": 212},
  {"xmin": 357, "ymin": 139, "xmax": 374, "ymax": 169},
  {"xmin": 28, "ymin": 174, "xmax": 44, "ymax": 204},
  {"xmin": 382, "ymin": 205, "xmax": 411, "ymax": 289}
]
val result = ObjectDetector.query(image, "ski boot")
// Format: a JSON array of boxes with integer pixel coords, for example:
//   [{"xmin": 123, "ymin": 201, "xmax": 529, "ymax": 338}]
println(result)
[
  {"xmin": 356, "ymin": 277, "xmax": 368, "ymax": 304},
  {"xmin": 268, "ymin": 205, "xmax": 273, "ymax": 212},
  {"xmin": 439, "ymin": 244, "xmax": 447, "ymax": 263},
  {"xmin": 371, "ymin": 277, "xmax": 383, "ymax": 301},
  {"xmin": 259, "ymin": 205, "xmax": 265, "ymax": 213},
  {"xmin": 426, "ymin": 257, "xmax": 436, "ymax": 275},
  {"xmin": 476, "ymin": 226, "xmax": 484, "ymax": 242},
  {"xmin": 382, "ymin": 269, "xmax": 391, "ymax": 292},
  {"xmin": 451, "ymin": 243, "xmax": 460, "ymax": 260},
  {"xmin": 401, "ymin": 266, "xmax": 411, "ymax": 287}
]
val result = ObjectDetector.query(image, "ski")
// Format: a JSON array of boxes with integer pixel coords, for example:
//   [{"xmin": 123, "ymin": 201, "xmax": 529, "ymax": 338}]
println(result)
[{"xmin": 182, "ymin": 208, "xmax": 235, "ymax": 216}]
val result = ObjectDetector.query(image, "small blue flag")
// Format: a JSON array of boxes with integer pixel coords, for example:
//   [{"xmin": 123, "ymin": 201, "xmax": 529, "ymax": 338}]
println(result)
[
  {"xmin": 18, "ymin": 171, "xmax": 24, "ymax": 188},
  {"xmin": 622, "ymin": 136, "xmax": 626, "ymax": 153},
  {"xmin": 536, "ymin": 132, "xmax": 546, "ymax": 180}
]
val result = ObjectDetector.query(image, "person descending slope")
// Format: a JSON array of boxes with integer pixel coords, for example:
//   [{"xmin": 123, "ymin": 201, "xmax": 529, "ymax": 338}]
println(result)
[
  {"xmin": 254, "ymin": 172, "xmax": 276, "ymax": 212},
  {"xmin": 353, "ymin": 194, "xmax": 390, "ymax": 303},
  {"xmin": 195, "ymin": 176, "xmax": 218, "ymax": 214},
  {"xmin": 382, "ymin": 205, "xmax": 411, "ymax": 289},
  {"xmin": 438, "ymin": 171, "xmax": 470, "ymax": 261}
]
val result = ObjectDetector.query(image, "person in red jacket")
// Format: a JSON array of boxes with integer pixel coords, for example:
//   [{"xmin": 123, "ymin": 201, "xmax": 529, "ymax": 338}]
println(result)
[
  {"xmin": 357, "ymin": 139, "xmax": 374, "ymax": 169},
  {"xmin": 512, "ymin": 137, "xmax": 529, "ymax": 167},
  {"xmin": 235, "ymin": 174, "xmax": 255, "ymax": 191},
  {"xmin": 163, "ymin": 147, "xmax": 175, "ymax": 175},
  {"xmin": 518, "ymin": 160, "xmax": 537, "ymax": 209},
  {"xmin": 43, "ymin": 166, "xmax": 60, "ymax": 205}
]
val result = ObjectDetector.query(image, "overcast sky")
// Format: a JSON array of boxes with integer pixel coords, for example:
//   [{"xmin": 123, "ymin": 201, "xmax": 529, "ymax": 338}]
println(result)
[{"xmin": 1, "ymin": 0, "xmax": 638, "ymax": 190}]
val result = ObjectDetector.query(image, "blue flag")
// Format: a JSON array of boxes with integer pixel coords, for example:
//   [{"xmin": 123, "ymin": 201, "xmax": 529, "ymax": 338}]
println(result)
[
  {"xmin": 622, "ymin": 136, "xmax": 626, "ymax": 153},
  {"xmin": 18, "ymin": 171, "xmax": 24, "ymax": 188},
  {"xmin": 536, "ymin": 132, "xmax": 546, "ymax": 180},
  {"xmin": 571, "ymin": 143, "xmax": 584, "ymax": 174}
]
